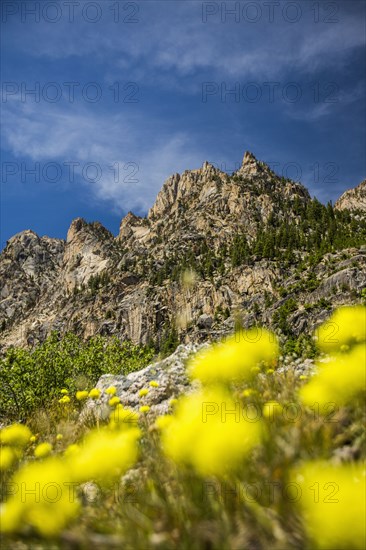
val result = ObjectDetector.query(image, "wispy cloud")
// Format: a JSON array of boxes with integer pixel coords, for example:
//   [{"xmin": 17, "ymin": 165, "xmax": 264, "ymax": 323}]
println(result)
[
  {"xmin": 4, "ymin": 1, "xmax": 365, "ymax": 83},
  {"xmin": 1, "ymin": 98, "xmax": 205, "ymax": 214}
]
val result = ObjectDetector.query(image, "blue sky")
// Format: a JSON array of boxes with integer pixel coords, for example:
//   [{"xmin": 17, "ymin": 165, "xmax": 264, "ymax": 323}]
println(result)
[{"xmin": 1, "ymin": 0, "xmax": 365, "ymax": 247}]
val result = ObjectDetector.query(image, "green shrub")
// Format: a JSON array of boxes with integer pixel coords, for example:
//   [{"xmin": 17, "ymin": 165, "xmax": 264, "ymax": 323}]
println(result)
[{"xmin": 0, "ymin": 332, "xmax": 154, "ymax": 420}]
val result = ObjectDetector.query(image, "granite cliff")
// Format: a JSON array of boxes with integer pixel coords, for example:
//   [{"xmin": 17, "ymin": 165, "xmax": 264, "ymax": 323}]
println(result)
[{"xmin": 1, "ymin": 152, "xmax": 365, "ymax": 352}]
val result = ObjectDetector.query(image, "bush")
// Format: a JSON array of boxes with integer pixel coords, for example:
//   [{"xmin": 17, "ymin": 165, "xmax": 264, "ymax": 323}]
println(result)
[{"xmin": 0, "ymin": 333, "xmax": 154, "ymax": 420}]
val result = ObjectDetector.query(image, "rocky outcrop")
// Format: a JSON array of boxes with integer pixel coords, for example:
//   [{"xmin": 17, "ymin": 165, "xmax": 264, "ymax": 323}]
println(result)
[
  {"xmin": 61, "ymin": 218, "xmax": 115, "ymax": 292},
  {"xmin": 83, "ymin": 343, "xmax": 204, "ymax": 421},
  {"xmin": 83, "ymin": 342, "xmax": 316, "ymax": 423},
  {"xmin": 335, "ymin": 179, "xmax": 366, "ymax": 211},
  {"xmin": 0, "ymin": 230, "xmax": 64, "ymax": 328}
]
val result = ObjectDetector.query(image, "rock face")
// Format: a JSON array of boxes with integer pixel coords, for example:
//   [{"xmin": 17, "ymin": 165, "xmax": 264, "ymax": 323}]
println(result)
[
  {"xmin": 335, "ymin": 179, "xmax": 366, "ymax": 211},
  {"xmin": 0, "ymin": 231, "xmax": 64, "ymax": 333},
  {"xmin": 83, "ymin": 343, "xmax": 204, "ymax": 421},
  {"xmin": 0, "ymin": 151, "xmax": 365, "ymax": 351},
  {"xmin": 61, "ymin": 218, "xmax": 115, "ymax": 293},
  {"xmin": 83, "ymin": 342, "xmax": 315, "ymax": 423}
]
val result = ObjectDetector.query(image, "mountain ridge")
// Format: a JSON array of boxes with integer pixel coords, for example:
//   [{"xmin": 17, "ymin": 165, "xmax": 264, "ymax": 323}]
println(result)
[{"xmin": 1, "ymin": 151, "xmax": 365, "ymax": 352}]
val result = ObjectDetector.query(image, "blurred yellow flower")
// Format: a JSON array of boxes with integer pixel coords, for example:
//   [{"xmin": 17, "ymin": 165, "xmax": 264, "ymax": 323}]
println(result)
[
  {"xmin": 188, "ymin": 329, "xmax": 279, "ymax": 384},
  {"xmin": 60, "ymin": 389, "xmax": 69, "ymax": 395},
  {"xmin": 109, "ymin": 405, "xmax": 139, "ymax": 428},
  {"xmin": 88, "ymin": 388, "xmax": 101, "ymax": 399},
  {"xmin": 0, "ymin": 457, "xmax": 80, "ymax": 536},
  {"xmin": 105, "ymin": 386, "xmax": 117, "ymax": 396},
  {"xmin": 58, "ymin": 395, "xmax": 70, "ymax": 404},
  {"xmin": 316, "ymin": 306, "xmax": 366, "ymax": 353},
  {"xmin": 139, "ymin": 405, "xmax": 150, "ymax": 413},
  {"xmin": 300, "ymin": 343, "xmax": 366, "ymax": 407},
  {"xmin": 241, "ymin": 388, "xmax": 256, "ymax": 398},
  {"xmin": 34, "ymin": 442, "xmax": 53, "ymax": 458},
  {"xmin": 76, "ymin": 390, "xmax": 88, "ymax": 401},
  {"xmin": 29, "ymin": 435, "xmax": 37, "ymax": 443},
  {"xmin": 155, "ymin": 415, "xmax": 174, "ymax": 430},
  {"xmin": 149, "ymin": 380, "xmax": 159, "ymax": 388},
  {"xmin": 69, "ymin": 427, "xmax": 140, "ymax": 484},
  {"xmin": 139, "ymin": 388, "xmax": 149, "ymax": 397},
  {"xmin": 108, "ymin": 396, "xmax": 121, "ymax": 407},
  {"xmin": 160, "ymin": 387, "xmax": 263, "ymax": 477},
  {"xmin": 64, "ymin": 444, "xmax": 80, "ymax": 457},
  {"xmin": 0, "ymin": 447, "xmax": 17, "ymax": 471},
  {"xmin": 0, "ymin": 424, "xmax": 31, "ymax": 447},
  {"xmin": 56, "ymin": 434, "xmax": 63, "ymax": 441},
  {"xmin": 292, "ymin": 460, "xmax": 366, "ymax": 549}
]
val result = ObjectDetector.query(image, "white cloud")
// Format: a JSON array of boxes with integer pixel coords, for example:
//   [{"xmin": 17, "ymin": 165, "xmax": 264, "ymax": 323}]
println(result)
[{"xmin": 1, "ymin": 99, "xmax": 204, "ymax": 214}]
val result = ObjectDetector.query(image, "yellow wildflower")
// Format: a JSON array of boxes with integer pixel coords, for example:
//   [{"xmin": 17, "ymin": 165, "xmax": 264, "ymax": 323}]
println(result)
[
  {"xmin": 105, "ymin": 386, "xmax": 117, "ymax": 396},
  {"xmin": 64, "ymin": 444, "xmax": 80, "ymax": 457},
  {"xmin": 0, "ymin": 424, "xmax": 31, "ymax": 447},
  {"xmin": 69, "ymin": 427, "xmax": 140, "ymax": 484},
  {"xmin": 60, "ymin": 389, "xmax": 69, "ymax": 395},
  {"xmin": 56, "ymin": 434, "xmax": 63, "ymax": 441},
  {"xmin": 149, "ymin": 380, "xmax": 159, "ymax": 388},
  {"xmin": 300, "ymin": 343, "xmax": 366, "ymax": 407},
  {"xmin": 108, "ymin": 396, "xmax": 121, "ymax": 407},
  {"xmin": 188, "ymin": 329, "xmax": 279, "ymax": 384},
  {"xmin": 0, "ymin": 447, "xmax": 16, "ymax": 471},
  {"xmin": 139, "ymin": 388, "xmax": 149, "ymax": 397},
  {"xmin": 316, "ymin": 305, "xmax": 366, "ymax": 353},
  {"xmin": 0, "ymin": 457, "xmax": 80, "ymax": 536},
  {"xmin": 58, "ymin": 395, "xmax": 70, "ymax": 404},
  {"xmin": 139, "ymin": 405, "xmax": 150, "ymax": 413},
  {"xmin": 155, "ymin": 415, "xmax": 174, "ymax": 430},
  {"xmin": 241, "ymin": 388, "xmax": 256, "ymax": 398},
  {"xmin": 34, "ymin": 442, "xmax": 53, "ymax": 458},
  {"xmin": 29, "ymin": 435, "xmax": 37, "ymax": 443},
  {"xmin": 76, "ymin": 390, "xmax": 88, "ymax": 401},
  {"xmin": 109, "ymin": 405, "xmax": 139, "ymax": 428},
  {"xmin": 88, "ymin": 388, "xmax": 101, "ymax": 399},
  {"xmin": 292, "ymin": 461, "xmax": 366, "ymax": 549},
  {"xmin": 160, "ymin": 387, "xmax": 263, "ymax": 477}
]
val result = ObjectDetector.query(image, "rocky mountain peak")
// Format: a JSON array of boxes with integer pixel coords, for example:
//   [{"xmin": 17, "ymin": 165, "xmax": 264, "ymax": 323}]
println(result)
[
  {"xmin": 62, "ymin": 218, "xmax": 114, "ymax": 292},
  {"xmin": 236, "ymin": 150, "xmax": 267, "ymax": 177},
  {"xmin": 335, "ymin": 179, "xmax": 366, "ymax": 211},
  {"xmin": 1, "ymin": 149, "xmax": 365, "ymax": 351}
]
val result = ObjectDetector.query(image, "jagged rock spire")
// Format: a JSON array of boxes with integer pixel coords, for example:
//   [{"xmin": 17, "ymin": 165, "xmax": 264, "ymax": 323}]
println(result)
[{"xmin": 236, "ymin": 151, "xmax": 264, "ymax": 177}]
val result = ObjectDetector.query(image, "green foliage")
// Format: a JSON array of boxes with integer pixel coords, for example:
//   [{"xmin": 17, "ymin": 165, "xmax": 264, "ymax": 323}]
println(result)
[
  {"xmin": 272, "ymin": 297, "xmax": 298, "ymax": 336},
  {"xmin": 230, "ymin": 199, "xmax": 366, "ymax": 268},
  {"xmin": 282, "ymin": 333, "xmax": 318, "ymax": 358},
  {"xmin": 361, "ymin": 288, "xmax": 366, "ymax": 304},
  {"xmin": 87, "ymin": 272, "xmax": 111, "ymax": 295},
  {"xmin": 159, "ymin": 324, "xmax": 180, "ymax": 357},
  {"xmin": 0, "ymin": 333, "xmax": 154, "ymax": 420}
]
